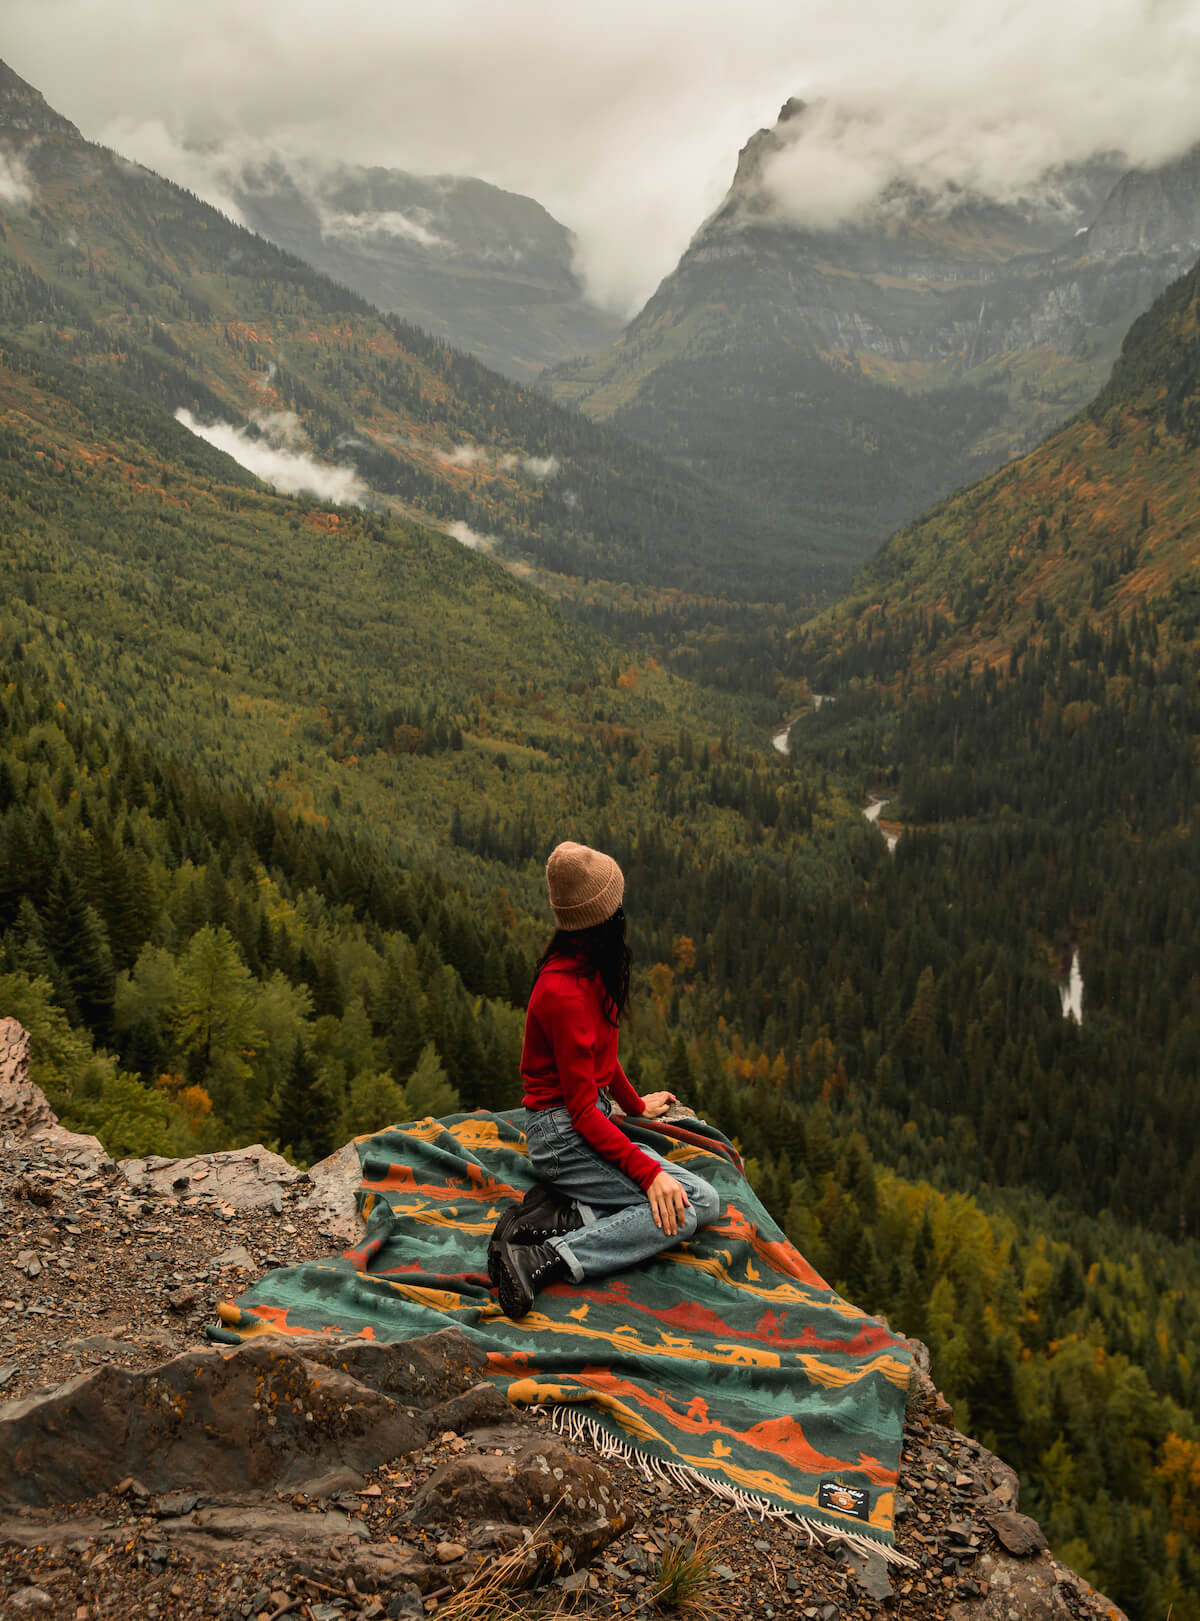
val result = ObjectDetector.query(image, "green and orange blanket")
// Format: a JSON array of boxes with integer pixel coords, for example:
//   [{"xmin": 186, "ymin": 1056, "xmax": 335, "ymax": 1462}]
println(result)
[{"xmin": 207, "ymin": 1111, "xmax": 913, "ymax": 1558}]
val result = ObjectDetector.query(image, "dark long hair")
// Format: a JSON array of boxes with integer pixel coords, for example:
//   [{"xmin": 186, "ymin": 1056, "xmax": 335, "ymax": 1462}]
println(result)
[{"xmin": 532, "ymin": 905, "xmax": 632, "ymax": 1026}]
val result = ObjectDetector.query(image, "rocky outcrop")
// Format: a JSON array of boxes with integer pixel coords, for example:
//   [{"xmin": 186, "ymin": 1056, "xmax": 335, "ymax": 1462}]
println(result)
[
  {"xmin": 0, "ymin": 60, "xmax": 81, "ymax": 140},
  {"xmin": 0, "ymin": 1020, "xmax": 108, "ymax": 1173},
  {"xmin": 0, "ymin": 1328, "xmax": 502, "ymax": 1509},
  {"xmin": 0, "ymin": 1024, "xmax": 1127, "ymax": 1619},
  {"xmin": 1, "ymin": 1015, "xmax": 358, "ymax": 1223}
]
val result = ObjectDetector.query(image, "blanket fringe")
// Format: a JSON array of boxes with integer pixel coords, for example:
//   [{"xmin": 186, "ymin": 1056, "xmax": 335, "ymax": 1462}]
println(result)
[{"xmin": 549, "ymin": 1406, "xmax": 916, "ymax": 1569}]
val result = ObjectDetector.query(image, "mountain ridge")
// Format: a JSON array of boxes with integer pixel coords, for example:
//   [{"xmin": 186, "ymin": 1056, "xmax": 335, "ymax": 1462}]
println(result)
[
  {"xmin": 228, "ymin": 155, "xmax": 624, "ymax": 380},
  {"xmin": 791, "ymin": 250, "xmax": 1200, "ymax": 683},
  {"xmin": 545, "ymin": 99, "xmax": 1200, "ymax": 574},
  {"xmin": 0, "ymin": 58, "xmax": 810, "ymax": 598}
]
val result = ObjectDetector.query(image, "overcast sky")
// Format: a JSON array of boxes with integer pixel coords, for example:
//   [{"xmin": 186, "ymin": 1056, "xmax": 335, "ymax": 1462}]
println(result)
[{"xmin": 6, "ymin": 0, "xmax": 1200, "ymax": 312}]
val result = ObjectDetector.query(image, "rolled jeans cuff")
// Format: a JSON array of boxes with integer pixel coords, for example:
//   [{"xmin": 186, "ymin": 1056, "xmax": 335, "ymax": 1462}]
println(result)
[{"xmin": 549, "ymin": 1234, "xmax": 585, "ymax": 1283}]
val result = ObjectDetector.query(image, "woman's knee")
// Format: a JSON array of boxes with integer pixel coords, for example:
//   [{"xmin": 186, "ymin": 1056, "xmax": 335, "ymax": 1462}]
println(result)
[{"xmin": 686, "ymin": 1177, "xmax": 721, "ymax": 1229}]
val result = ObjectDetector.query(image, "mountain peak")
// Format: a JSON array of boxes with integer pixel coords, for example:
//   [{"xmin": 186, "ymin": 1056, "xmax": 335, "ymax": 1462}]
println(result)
[{"xmin": 0, "ymin": 60, "xmax": 80, "ymax": 139}]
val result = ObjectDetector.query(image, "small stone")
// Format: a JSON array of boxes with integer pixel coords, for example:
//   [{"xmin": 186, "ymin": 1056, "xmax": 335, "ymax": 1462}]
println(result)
[
  {"xmin": 986, "ymin": 1510, "xmax": 1048, "ymax": 1557},
  {"xmin": 954, "ymin": 1472, "xmax": 974, "ymax": 1489},
  {"xmin": 8, "ymin": 1590, "xmax": 54, "ymax": 1613},
  {"xmin": 435, "ymin": 1540, "xmax": 467, "ymax": 1563},
  {"xmin": 846, "ymin": 1547, "xmax": 892, "ymax": 1603},
  {"xmin": 385, "ymin": 1589, "xmax": 424, "ymax": 1620},
  {"xmin": 210, "ymin": 1245, "xmax": 255, "ymax": 1271},
  {"xmin": 168, "ymin": 1285, "xmax": 200, "ymax": 1311},
  {"xmin": 152, "ymin": 1490, "xmax": 200, "ymax": 1517}
]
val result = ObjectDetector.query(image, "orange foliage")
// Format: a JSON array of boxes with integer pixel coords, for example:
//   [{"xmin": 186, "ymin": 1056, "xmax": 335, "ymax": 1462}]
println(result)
[
  {"xmin": 647, "ymin": 961, "xmax": 675, "ymax": 1010},
  {"xmin": 1157, "ymin": 1434, "xmax": 1200, "ymax": 1538}
]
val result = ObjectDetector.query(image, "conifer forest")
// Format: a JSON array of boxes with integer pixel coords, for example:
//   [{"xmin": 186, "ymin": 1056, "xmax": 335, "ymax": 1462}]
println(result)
[{"xmin": 2, "ymin": 62, "xmax": 1200, "ymax": 1619}]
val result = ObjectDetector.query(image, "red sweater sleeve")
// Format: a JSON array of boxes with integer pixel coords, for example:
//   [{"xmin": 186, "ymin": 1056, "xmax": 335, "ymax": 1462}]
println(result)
[
  {"xmin": 542, "ymin": 980, "xmax": 660, "ymax": 1192},
  {"xmin": 608, "ymin": 1062, "xmax": 646, "ymax": 1119}
]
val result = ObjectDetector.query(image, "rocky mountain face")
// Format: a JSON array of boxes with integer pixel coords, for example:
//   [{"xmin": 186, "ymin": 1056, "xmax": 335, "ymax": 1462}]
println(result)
[
  {"xmin": 797, "ymin": 249, "xmax": 1200, "ymax": 678},
  {"xmin": 0, "ymin": 60, "xmax": 79, "ymax": 137},
  {"xmin": 0, "ymin": 1019, "xmax": 1127, "ymax": 1620},
  {"xmin": 231, "ymin": 159, "xmax": 622, "ymax": 381},
  {"xmin": 546, "ymin": 98, "xmax": 1200, "ymax": 575}
]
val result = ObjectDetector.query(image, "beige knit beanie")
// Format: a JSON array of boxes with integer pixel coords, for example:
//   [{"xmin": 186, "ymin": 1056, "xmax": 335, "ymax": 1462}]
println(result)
[{"xmin": 546, "ymin": 841, "xmax": 624, "ymax": 931}]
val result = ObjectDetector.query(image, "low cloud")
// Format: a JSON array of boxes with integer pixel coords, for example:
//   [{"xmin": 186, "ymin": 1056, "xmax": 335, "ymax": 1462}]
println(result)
[
  {"xmin": 442, "ymin": 444, "xmax": 559, "ymax": 478},
  {"xmin": 441, "ymin": 444, "xmax": 490, "ymax": 469},
  {"xmin": 318, "ymin": 204, "xmax": 447, "ymax": 249},
  {"xmin": 13, "ymin": 0, "xmax": 1200, "ymax": 315},
  {"xmin": 0, "ymin": 148, "xmax": 35, "ymax": 208},
  {"xmin": 175, "ymin": 408, "xmax": 368, "ymax": 505},
  {"xmin": 446, "ymin": 520, "xmax": 495, "ymax": 551}
]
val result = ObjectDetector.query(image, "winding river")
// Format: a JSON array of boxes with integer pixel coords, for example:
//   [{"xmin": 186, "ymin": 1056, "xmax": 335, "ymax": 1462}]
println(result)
[{"xmin": 771, "ymin": 706, "xmax": 1084, "ymax": 1021}]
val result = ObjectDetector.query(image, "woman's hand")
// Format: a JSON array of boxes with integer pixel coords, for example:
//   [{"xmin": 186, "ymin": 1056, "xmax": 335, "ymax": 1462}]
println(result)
[
  {"xmin": 640, "ymin": 1090, "xmax": 677, "ymax": 1119},
  {"xmin": 647, "ymin": 1170, "xmax": 690, "ymax": 1235}
]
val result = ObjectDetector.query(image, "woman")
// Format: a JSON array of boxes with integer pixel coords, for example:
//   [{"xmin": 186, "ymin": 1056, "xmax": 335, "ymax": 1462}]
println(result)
[{"xmin": 491, "ymin": 840, "xmax": 721, "ymax": 1319}]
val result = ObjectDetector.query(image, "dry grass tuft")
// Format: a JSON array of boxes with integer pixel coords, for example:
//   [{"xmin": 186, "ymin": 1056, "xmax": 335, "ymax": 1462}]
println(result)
[{"xmin": 648, "ymin": 1516, "xmax": 738, "ymax": 1619}]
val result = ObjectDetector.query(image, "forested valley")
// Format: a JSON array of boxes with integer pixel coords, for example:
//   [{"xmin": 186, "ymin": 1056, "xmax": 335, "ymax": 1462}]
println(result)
[{"xmin": 3, "ymin": 67, "xmax": 1200, "ymax": 1617}]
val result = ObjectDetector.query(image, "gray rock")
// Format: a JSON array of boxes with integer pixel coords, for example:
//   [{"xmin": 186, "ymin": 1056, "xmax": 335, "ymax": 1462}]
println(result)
[
  {"xmin": 7, "ymin": 1588, "xmax": 54, "ymax": 1612},
  {"xmin": 844, "ymin": 1545, "xmax": 893, "ymax": 1603},
  {"xmin": 154, "ymin": 1504, "xmax": 370, "ymax": 1564},
  {"xmin": 120, "ymin": 1147, "xmax": 301, "ymax": 1211},
  {"xmin": 385, "ymin": 1590, "xmax": 424, "ymax": 1620},
  {"xmin": 300, "ymin": 1141, "xmax": 363, "ymax": 1244},
  {"xmin": 0, "ymin": 1330, "xmax": 488, "ymax": 1508},
  {"xmin": 431, "ymin": 1382, "xmax": 511, "ymax": 1434},
  {"xmin": 65, "ymin": 1335, "xmax": 136, "ymax": 1356},
  {"xmin": 0, "ymin": 1020, "xmax": 107, "ymax": 1173},
  {"xmin": 151, "ymin": 1490, "xmax": 201, "ymax": 1517},
  {"xmin": 209, "ymin": 1246, "xmax": 255, "ymax": 1272},
  {"xmin": 961, "ymin": 1548, "xmax": 1104, "ymax": 1619},
  {"xmin": 292, "ymin": 1466, "xmax": 365, "ymax": 1499},
  {"xmin": 407, "ymin": 1438, "xmax": 628, "ymax": 1575},
  {"xmin": 986, "ymin": 1510, "xmax": 1049, "ymax": 1558}
]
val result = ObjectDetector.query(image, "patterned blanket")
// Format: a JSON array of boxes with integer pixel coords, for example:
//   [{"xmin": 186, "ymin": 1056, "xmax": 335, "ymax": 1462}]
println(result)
[{"xmin": 207, "ymin": 1111, "xmax": 913, "ymax": 1557}]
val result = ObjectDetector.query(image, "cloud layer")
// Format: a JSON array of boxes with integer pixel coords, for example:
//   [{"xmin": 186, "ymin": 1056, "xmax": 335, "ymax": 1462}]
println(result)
[
  {"xmin": 0, "ymin": 149, "xmax": 35, "ymax": 208},
  {"xmin": 175, "ymin": 409, "xmax": 368, "ymax": 505},
  {"xmin": 7, "ymin": 0, "xmax": 1200, "ymax": 313}
]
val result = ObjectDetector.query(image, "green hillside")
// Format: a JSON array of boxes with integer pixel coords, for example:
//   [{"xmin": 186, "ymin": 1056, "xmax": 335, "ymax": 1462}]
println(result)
[
  {"xmin": 2, "ymin": 60, "xmax": 1199, "ymax": 1616},
  {"xmin": 0, "ymin": 62, "xmax": 810, "ymax": 598},
  {"xmin": 794, "ymin": 255, "xmax": 1200, "ymax": 681}
]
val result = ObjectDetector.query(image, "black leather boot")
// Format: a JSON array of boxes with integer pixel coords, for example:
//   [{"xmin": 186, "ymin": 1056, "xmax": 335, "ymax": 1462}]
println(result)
[
  {"xmin": 487, "ymin": 1186, "xmax": 583, "ymax": 1285},
  {"xmin": 496, "ymin": 1238, "xmax": 569, "ymax": 1319}
]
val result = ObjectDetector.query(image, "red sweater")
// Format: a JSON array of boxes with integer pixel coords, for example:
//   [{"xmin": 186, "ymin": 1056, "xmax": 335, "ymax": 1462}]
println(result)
[{"xmin": 521, "ymin": 956, "xmax": 660, "ymax": 1191}]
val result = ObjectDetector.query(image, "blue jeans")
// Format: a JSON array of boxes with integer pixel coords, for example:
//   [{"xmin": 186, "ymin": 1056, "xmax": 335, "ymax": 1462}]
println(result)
[{"xmin": 523, "ymin": 1098, "xmax": 721, "ymax": 1283}]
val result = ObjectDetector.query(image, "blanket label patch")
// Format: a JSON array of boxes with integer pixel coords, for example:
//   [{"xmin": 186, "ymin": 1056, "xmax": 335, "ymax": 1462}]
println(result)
[{"xmin": 818, "ymin": 1480, "xmax": 870, "ymax": 1520}]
